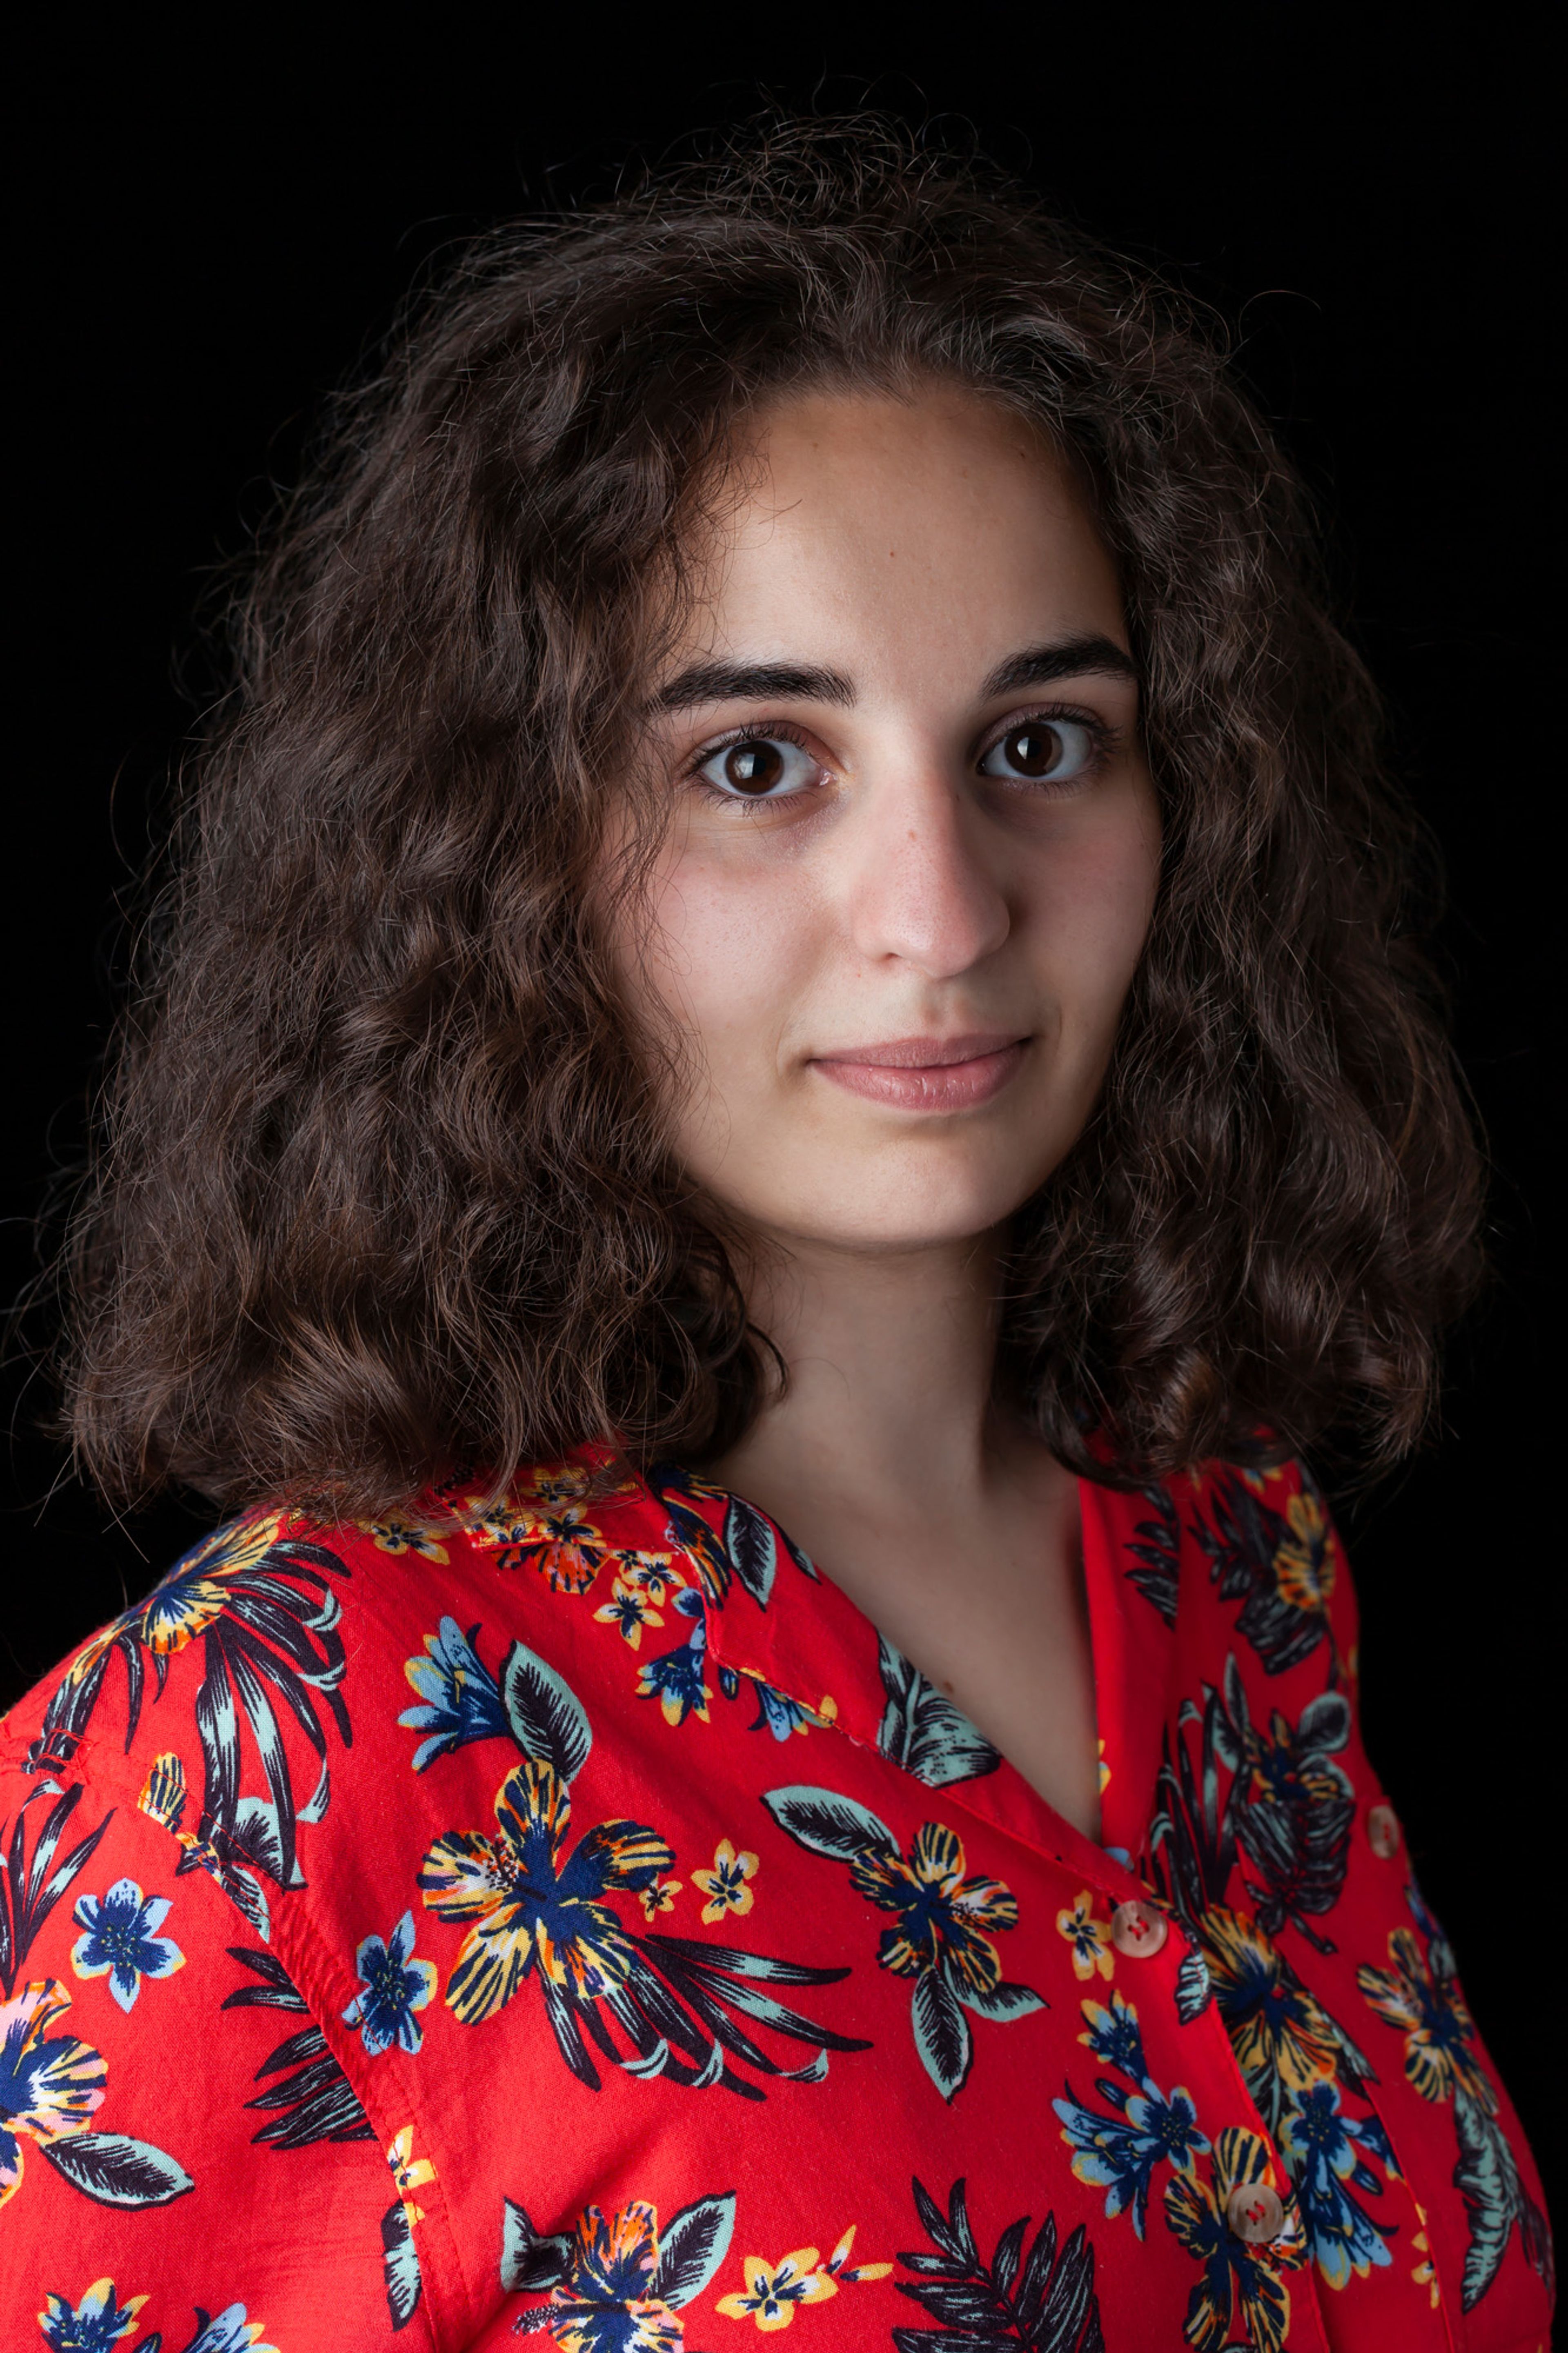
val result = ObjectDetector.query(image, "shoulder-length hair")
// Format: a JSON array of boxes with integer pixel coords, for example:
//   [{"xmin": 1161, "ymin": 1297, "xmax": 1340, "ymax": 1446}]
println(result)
[{"xmin": 59, "ymin": 119, "xmax": 1482, "ymax": 1515}]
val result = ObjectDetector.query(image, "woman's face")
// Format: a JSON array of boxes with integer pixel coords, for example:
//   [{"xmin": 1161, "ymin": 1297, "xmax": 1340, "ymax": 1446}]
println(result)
[{"xmin": 618, "ymin": 387, "xmax": 1161, "ymax": 1254}]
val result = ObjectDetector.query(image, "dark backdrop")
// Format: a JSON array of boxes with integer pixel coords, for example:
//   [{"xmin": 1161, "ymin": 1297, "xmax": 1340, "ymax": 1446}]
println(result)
[{"xmin": 7, "ymin": 13, "xmax": 1556, "ymax": 2230}]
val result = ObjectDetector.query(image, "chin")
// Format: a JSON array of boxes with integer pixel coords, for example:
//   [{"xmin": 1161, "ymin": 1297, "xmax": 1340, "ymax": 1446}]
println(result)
[{"xmin": 748, "ymin": 1155, "xmax": 1050, "ymax": 1253}]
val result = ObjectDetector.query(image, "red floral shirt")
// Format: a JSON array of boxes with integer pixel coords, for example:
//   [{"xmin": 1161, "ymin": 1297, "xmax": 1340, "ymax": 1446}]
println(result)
[{"xmin": 0, "ymin": 1451, "xmax": 1552, "ymax": 2352}]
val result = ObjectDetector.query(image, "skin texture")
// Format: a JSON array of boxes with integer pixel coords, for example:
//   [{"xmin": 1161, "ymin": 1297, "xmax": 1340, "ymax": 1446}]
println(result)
[{"xmin": 617, "ymin": 388, "xmax": 1162, "ymax": 1835}]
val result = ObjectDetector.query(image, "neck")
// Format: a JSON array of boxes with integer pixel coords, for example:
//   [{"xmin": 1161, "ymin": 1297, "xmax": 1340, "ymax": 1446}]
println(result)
[{"xmin": 710, "ymin": 1225, "xmax": 1020, "ymax": 1550}]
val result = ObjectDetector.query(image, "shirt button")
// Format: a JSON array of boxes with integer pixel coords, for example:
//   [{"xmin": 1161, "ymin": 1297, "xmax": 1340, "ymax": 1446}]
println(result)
[
  {"xmin": 1110, "ymin": 1898, "xmax": 1168, "ymax": 1958},
  {"xmin": 1225, "ymin": 2182, "xmax": 1285, "ymax": 2244},
  {"xmin": 1367, "ymin": 1803, "xmax": 1401, "ymax": 1860}
]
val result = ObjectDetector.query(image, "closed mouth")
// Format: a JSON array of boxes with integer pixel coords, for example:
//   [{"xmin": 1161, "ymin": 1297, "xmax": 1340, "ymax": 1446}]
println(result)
[{"xmin": 808, "ymin": 1034, "xmax": 1031, "ymax": 1111}]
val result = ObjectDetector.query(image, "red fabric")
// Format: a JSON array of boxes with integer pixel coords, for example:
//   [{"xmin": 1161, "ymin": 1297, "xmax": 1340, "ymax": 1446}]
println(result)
[{"xmin": 0, "ymin": 1452, "xmax": 1552, "ymax": 2351}]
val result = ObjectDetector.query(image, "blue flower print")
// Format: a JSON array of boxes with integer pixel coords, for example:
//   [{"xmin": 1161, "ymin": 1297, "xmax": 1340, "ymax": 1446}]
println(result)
[
  {"xmin": 400, "ymin": 1617, "xmax": 508, "ymax": 1770},
  {"xmin": 637, "ymin": 1590, "xmax": 712, "ymax": 1728},
  {"xmin": 1055, "ymin": 1992, "xmax": 1211, "ymax": 2237},
  {"xmin": 174, "ymin": 2309, "xmax": 279, "ymax": 2353},
  {"xmin": 1279, "ymin": 2078, "xmax": 1395, "ymax": 2288},
  {"xmin": 34, "ymin": 2286, "xmax": 276, "ymax": 2353},
  {"xmin": 744, "ymin": 1677, "xmax": 837, "ymax": 1742},
  {"xmin": 342, "ymin": 1911, "xmax": 439, "ymax": 2056},
  {"xmin": 1054, "ymin": 2076, "xmax": 1209, "ymax": 2237},
  {"xmin": 36, "ymin": 2277, "xmax": 147, "ymax": 2352},
  {"xmin": 1079, "ymin": 1989, "xmax": 1147, "ymax": 2079},
  {"xmin": 69, "ymin": 1880, "xmax": 185, "ymax": 2013}
]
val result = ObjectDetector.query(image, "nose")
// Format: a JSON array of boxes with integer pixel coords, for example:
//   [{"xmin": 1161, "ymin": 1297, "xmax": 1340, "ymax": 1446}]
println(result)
[{"xmin": 842, "ymin": 767, "xmax": 1011, "ymax": 979}]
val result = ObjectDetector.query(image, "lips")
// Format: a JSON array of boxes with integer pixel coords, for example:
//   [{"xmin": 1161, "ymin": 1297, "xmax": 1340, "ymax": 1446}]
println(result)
[{"xmin": 810, "ymin": 1033, "xmax": 1029, "ymax": 1111}]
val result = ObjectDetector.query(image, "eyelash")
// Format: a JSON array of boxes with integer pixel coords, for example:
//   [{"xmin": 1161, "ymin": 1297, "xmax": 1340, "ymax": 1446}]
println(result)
[
  {"xmin": 685, "ymin": 704, "xmax": 1119, "ymax": 805},
  {"xmin": 684, "ymin": 720, "xmax": 815, "ymax": 805},
  {"xmin": 978, "ymin": 703, "xmax": 1118, "ymax": 783}
]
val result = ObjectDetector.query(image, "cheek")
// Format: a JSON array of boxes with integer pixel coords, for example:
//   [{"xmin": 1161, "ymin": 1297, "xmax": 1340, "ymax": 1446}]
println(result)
[
  {"xmin": 1031, "ymin": 804, "xmax": 1160, "ymax": 1024},
  {"xmin": 634, "ymin": 851, "xmax": 819, "ymax": 1090}
]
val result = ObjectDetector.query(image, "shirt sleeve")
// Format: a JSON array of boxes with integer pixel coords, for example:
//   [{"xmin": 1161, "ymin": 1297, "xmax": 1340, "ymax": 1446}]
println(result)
[{"xmin": 0, "ymin": 1757, "xmax": 432, "ymax": 2352}]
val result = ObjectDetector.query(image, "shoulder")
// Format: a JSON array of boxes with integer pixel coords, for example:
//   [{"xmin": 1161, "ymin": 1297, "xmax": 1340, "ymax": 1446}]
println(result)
[
  {"xmin": 0, "ymin": 1448, "xmax": 702, "ymax": 1986},
  {"xmin": 1086, "ymin": 1452, "xmax": 1358, "ymax": 1669},
  {"xmin": 0, "ymin": 1450, "xmax": 687, "ymax": 2344},
  {"xmin": 0, "ymin": 1447, "xmax": 682, "ymax": 1855}
]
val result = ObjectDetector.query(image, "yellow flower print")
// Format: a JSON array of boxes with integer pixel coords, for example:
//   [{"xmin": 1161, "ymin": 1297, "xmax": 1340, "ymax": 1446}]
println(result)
[
  {"xmin": 419, "ymin": 1758, "xmax": 670, "ymax": 2024},
  {"xmin": 1056, "ymin": 1891, "xmax": 1115, "ymax": 1982},
  {"xmin": 692, "ymin": 1840, "xmax": 759, "ymax": 1925},
  {"xmin": 360, "ymin": 1517, "xmax": 450, "ymax": 1564},
  {"xmin": 822, "ymin": 2224, "xmax": 892, "ymax": 2286},
  {"xmin": 1272, "ymin": 1491, "xmax": 1335, "ymax": 1615},
  {"xmin": 639, "ymin": 1876, "xmax": 683, "ymax": 1920},
  {"xmin": 717, "ymin": 2248, "xmax": 837, "ymax": 2329},
  {"xmin": 1241, "ymin": 1466, "xmax": 1289, "ymax": 1496},
  {"xmin": 456, "ymin": 1467, "xmax": 615, "ymax": 1595},
  {"xmin": 616, "ymin": 1552, "xmax": 685, "ymax": 1606},
  {"xmin": 1201, "ymin": 1907, "xmax": 1343, "ymax": 2093},
  {"xmin": 1410, "ymin": 2201, "xmax": 1441, "ymax": 2308},
  {"xmin": 107, "ymin": 1512, "xmax": 285, "ymax": 1662},
  {"xmin": 386, "ymin": 2123, "xmax": 437, "ymax": 2227},
  {"xmin": 595, "ymin": 1578, "xmax": 666, "ymax": 1649},
  {"xmin": 1357, "ymin": 1923, "xmax": 1490, "ymax": 2108},
  {"xmin": 1097, "ymin": 1739, "xmax": 1110, "ymax": 1795}
]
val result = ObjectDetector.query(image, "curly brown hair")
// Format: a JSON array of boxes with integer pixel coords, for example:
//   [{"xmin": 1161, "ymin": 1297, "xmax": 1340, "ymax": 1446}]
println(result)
[{"xmin": 58, "ymin": 118, "xmax": 1482, "ymax": 1515}]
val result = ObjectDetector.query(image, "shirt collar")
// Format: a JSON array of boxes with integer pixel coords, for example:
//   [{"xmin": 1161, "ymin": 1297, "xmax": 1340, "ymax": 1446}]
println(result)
[{"xmin": 621, "ymin": 1458, "xmax": 1174, "ymax": 1908}]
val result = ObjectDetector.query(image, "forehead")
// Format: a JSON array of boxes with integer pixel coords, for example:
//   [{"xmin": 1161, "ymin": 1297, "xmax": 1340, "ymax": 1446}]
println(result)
[{"xmin": 678, "ymin": 387, "xmax": 1126, "ymax": 677}]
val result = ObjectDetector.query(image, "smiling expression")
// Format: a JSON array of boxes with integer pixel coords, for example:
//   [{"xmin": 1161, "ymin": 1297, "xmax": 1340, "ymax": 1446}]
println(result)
[{"xmin": 613, "ymin": 387, "xmax": 1163, "ymax": 1255}]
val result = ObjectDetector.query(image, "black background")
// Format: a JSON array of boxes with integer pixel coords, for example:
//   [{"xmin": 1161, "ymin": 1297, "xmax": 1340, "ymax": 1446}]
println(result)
[{"xmin": 6, "ymin": 13, "xmax": 1557, "ymax": 2234}]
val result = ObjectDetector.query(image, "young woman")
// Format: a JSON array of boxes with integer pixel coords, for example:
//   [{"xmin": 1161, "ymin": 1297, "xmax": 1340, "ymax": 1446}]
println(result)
[{"xmin": 2, "ymin": 127, "xmax": 1550, "ymax": 2352}]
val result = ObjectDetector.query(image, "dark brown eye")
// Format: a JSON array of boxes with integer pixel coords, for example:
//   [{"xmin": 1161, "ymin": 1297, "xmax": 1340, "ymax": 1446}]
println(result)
[
  {"xmin": 723, "ymin": 739, "xmax": 786, "ymax": 793},
  {"xmin": 1001, "ymin": 723, "xmax": 1062, "ymax": 777},
  {"xmin": 978, "ymin": 717, "xmax": 1095, "ymax": 786}
]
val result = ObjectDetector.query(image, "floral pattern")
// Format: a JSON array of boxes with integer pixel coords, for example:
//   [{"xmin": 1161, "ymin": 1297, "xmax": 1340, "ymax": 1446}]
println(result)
[
  {"xmin": 1192, "ymin": 1470, "xmax": 1341, "ymax": 1683},
  {"xmin": 221, "ymin": 1943, "xmax": 372, "ymax": 2148},
  {"xmin": 1, "ymin": 1448, "xmax": 1550, "ymax": 2347},
  {"xmin": 715, "ymin": 2247, "xmax": 838, "ymax": 2330},
  {"xmin": 0, "ymin": 1976, "xmax": 189, "ymax": 2217},
  {"xmin": 421, "ymin": 1753, "xmax": 672, "ymax": 2021},
  {"xmin": 34, "ymin": 2285, "xmax": 278, "ymax": 2353},
  {"xmin": 692, "ymin": 1841, "xmax": 759, "ymax": 1926},
  {"xmin": 342, "ymin": 1911, "xmax": 438, "ymax": 2056},
  {"xmin": 26, "ymin": 1515, "xmax": 351, "ymax": 1909},
  {"xmin": 69, "ymin": 1881, "xmax": 184, "ymax": 2013},
  {"xmin": 1359, "ymin": 1887, "xmax": 1551, "ymax": 2310},
  {"xmin": 36, "ymin": 2277, "xmax": 148, "ymax": 2352},
  {"xmin": 1054, "ymin": 1992, "xmax": 1209, "ymax": 2238},
  {"xmin": 1055, "ymin": 1892, "xmax": 1114, "ymax": 1983},
  {"xmin": 893, "ymin": 2174, "xmax": 1103, "ymax": 2349},
  {"xmin": 414, "ymin": 1641, "xmax": 866, "ymax": 2096},
  {"xmin": 502, "ymin": 2187, "xmax": 736, "ymax": 2350},
  {"xmin": 1163, "ymin": 2126, "xmax": 1305, "ymax": 2353},
  {"xmin": 1139, "ymin": 1668, "xmax": 1409, "ymax": 2293},
  {"xmin": 762, "ymin": 1791, "xmax": 1043, "ymax": 2101},
  {"xmin": 399, "ymin": 1617, "xmax": 508, "ymax": 1770},
  {"xmin": 457, "ymin": 1465, "xmax": 620, "ymax": 1594},
  {"xmin": 1, "ymin": 1977, "xmax": 107, "ymax": 2204}
]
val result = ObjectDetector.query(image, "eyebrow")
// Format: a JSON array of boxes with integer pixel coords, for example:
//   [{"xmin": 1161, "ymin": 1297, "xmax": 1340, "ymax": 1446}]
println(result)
[
  {"xmin": 648, "ymin": 660, "xmax": 856, "ymax": 713},
  {"xmin": 979, "ymin": 635, "xmax": 1138, "ymax": 697},
  {"xmin": 648, "ymin": 634, "xmax": 1136, "ymax": 716}
]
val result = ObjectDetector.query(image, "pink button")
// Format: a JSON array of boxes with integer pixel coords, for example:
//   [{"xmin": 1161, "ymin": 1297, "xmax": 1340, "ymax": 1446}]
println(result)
[
  {"xmin": 1110, "ymin": 1898, "xmax": 1168, "ymax": 1958},
  {"xmin": 1367, "ymin": 1803, "xmax": 1401, "ymax": 1860},
  {"xmin": 1225, "ymin": 2181, "xmax": 1285, "ymax": 2244}
]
